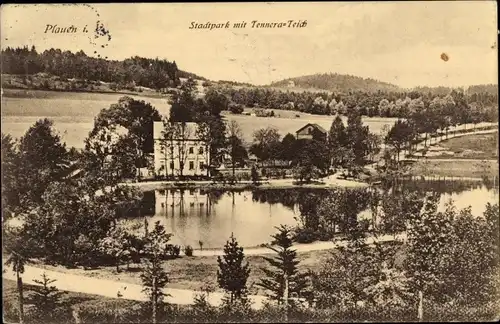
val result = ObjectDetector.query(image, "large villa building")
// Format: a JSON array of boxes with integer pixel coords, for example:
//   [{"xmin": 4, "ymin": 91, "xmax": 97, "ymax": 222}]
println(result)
[{"xmin": 153, "ymin": 121, "xmax": 210, "ymax": 177}]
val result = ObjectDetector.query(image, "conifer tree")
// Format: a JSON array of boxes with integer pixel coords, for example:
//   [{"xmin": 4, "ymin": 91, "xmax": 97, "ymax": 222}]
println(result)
[
  {"xmin": 31, "ymin": 272, "xmax": 65, "ymax": 321},
  {"xmin": 216, "ymin": 233, "xmax": 251, "ymax": 305},
  {"xmin": 257, "ymin": 225, "xmax": 309, "ymax": 306},
  {"xmin": 141, "ymin": 221, "xmax": 171, "ymax": 324}
]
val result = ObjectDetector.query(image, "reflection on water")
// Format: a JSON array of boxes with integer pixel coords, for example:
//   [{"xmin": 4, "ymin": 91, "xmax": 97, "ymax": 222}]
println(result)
[{"xmin": 124, "ymin": 179, "xmax": 499, "ymax": 249}]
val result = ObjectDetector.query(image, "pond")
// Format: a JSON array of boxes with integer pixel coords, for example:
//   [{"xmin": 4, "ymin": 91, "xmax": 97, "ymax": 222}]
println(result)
[{"xmin": 122, "ymin": 178, "xmax": 499, "ymax": 249}]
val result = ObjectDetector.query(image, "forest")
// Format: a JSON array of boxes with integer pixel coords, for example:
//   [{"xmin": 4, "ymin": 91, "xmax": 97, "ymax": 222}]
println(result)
[{"xmin": 1, "ymin": 46, "xmax": 205, "ymax": 90}]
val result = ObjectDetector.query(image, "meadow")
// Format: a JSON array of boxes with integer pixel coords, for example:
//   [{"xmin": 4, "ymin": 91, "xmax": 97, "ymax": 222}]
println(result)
[{"xmin": 1, "ymin": 89, "xmax": 397, "ymax": 148}]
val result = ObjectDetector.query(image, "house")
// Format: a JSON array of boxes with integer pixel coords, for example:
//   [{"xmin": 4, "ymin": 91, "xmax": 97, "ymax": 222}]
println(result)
[
  {"xmin": 295, "ymin": 123, "xmax": 328, "ymax": 141},
  {"xmin": 153, "ymin": 121, "xmax": 210, "ymax": 177}
]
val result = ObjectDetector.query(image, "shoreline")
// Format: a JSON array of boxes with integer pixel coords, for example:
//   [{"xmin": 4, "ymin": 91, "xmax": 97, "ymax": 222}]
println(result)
[{"xmin": 124, "ymin": 178, "xmax": 370, "ymax": 191}]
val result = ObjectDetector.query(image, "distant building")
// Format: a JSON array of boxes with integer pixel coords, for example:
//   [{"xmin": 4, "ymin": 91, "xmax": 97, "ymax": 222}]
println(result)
[
  {"xmin": 153, "ymin": 121, "xmax": 210, "ymax": 177},
  {"xmin": 295, "ymin": 123, "xmax": 327, "ymax": 141}
]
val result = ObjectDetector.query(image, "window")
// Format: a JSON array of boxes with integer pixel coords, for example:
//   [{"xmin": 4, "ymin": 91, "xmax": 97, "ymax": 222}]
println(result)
[
  {"xmin": 199, "ymin": 161, "xmax": 204, "ymax": 170},
  {"xmin": 189, "ymin": 189, "xmax": 195, "ymax": 195},
  {"xmin": 199, "ymin": 147, "xmax": 204, "ymax": 154},
  {"xmin": 189, "ymin": 161, "xmax": 194, "ymax": 170},
  {"xmin": 189, "ymin": 147, "xmax": 194, "ymax": 154},
  {"xmin": 170, "ymin": 162, "xmax": 174, "ymax": 170}
]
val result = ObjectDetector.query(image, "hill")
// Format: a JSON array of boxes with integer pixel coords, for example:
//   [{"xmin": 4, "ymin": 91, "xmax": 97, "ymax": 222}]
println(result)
[
  {"xmin": 1, "ymin": 46, "xmax": 207, "ymax": 92},
  {"xmin": 269, "ymin": 73, "xmax": 401, "ymax": 93}
]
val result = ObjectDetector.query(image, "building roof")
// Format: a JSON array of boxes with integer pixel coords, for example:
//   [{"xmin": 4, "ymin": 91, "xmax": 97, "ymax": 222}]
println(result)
[
  {"xmin": 153, "ymin": 121, "xmax": 203, "ymax": 140},
  {"xmin": 296, "ymin": 123, "xmax": 328, "ymax": 134}
]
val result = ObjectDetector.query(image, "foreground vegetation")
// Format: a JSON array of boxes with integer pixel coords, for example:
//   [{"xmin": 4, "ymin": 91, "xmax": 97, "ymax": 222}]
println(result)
[{"xmin": 4, "ymin": 196, "xmax": 499, "ymax": 323}]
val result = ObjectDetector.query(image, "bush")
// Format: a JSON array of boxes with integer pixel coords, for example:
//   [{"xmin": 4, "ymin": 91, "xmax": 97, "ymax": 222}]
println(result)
[
  {"xmin": 293, "ymin": 227, "xmax": 319, "ymax": 243},
  {"xmin": 165, "ymin": 244, "xmax": 181, "ymax": 259},
  {"xmin": 229, "ymin": 103, "xmax": 244, "ymax": 114},
  {"xmin": 184, "ymin": 245, "xmax": 194, "ymax": 257}
]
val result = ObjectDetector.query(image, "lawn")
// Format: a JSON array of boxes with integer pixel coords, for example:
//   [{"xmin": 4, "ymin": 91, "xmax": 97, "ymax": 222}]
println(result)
[
  {"xmin": 410, "ymin": 159, "xmax": 499, "ymax": 178},
  {"xmin": 31, "ymin": 250, "xmax": 333, "ymax": 296},
  {"xmin": 2, "ymin": 278, "xmax": 131, "ymax": 323},
  {"xmin": 430, "ymin": 132, "xmax": 499, "ymax": 160},
  {"xmin": 27, "ymin": 242, "xmax": 407, "ymax": 298}
]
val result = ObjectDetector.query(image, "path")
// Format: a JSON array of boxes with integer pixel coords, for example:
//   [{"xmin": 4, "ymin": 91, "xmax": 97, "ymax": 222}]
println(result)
[
  {"xmin": 2, "ymin": 233, "xmax": 405, "ymax": 309},
  {"xmin": 193, "ymin": 232, "xmax": 405, "ymax": 256},
  {"xmin": 2, "ymin": 261, "xmax": 267, "ymax": 310}
]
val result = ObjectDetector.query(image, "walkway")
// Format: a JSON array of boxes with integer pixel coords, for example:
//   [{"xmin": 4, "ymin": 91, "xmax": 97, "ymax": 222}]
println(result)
[
  {"xmin": 193, "ymin": 232, "xmax": 405, "ymax": 256},
  {"xmin": 2, "ymin": 261, "xmax": 267, "ymax": 310}
]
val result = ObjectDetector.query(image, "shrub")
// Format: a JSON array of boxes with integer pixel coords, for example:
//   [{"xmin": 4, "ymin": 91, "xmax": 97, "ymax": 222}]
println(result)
[
  {"xmin": 165, "ymin": 244, "xmax": 181, "ymax": 259},
  {"xmin": 229, "ymin": 103, "xmax": 244, "ymax": 114},
  {"xmin": 184, "ymin": 245, "xmax": 194, "ymax": 257},
  {"xmin": 293, "ymin": 227, "xmax": 318, "ymax": 243}
]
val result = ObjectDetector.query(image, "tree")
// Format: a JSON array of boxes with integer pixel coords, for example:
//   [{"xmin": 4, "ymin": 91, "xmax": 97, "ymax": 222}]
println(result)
[
  {"xmin": 293, "ymin": 139, "xmax": 330, "ymax": 181},
  {"xmin": 98, "ymin": 226, "xmax": 130, "ymax": 272},
  {"xmin": 385, "ymin": 119, "xmax": 414, "ymax": 161},
  {"xmin": 328, "ymin": 115, "xmax": 347, "ymax": 167},
  {"xmin": 170, "ymin": 78, "xmax": 197, "ymax": 122},
  {"xmin": 345, "ymin": 110, "xmax": 370, "ymax": 166},
  {"xmin": 439, "ymin": 203, "xmax": 499, "ymax": 306},
  {"xmin": 87, "ymin": 96, "xmax": 161, "ymax": 177},
  {"xmin": 204, "ymin": 88, "xmax": 229, "ymax": 115},
  {"xmin": 405, "ymin": 194, "xmax": 455, "ymax": 321},
  {"xmin": 257, "ymin": 225, "xmax": 310, "ymax": 310},
  {"xmin": 280, "ymin": 133, "xmax": 297, "ymax": 162},
  {"xmin": 20, "ymin": 180, "xmax": 141, "ymax": 267},
  {"xmin": 312, "ymin": 223, "xmax": 378, "ymax": 309},
  {"xmin": 30, "ymin": 272, "xmax": 65, "ymax": 321},
  {"xmin": 141, "ymin": 221, "xmax": 172, "ymax": 324},
  {"xmin": 250, "ymin": 127, "xmax": 281, "ymax": 161},
  {"xmin": 363, "ymin": 262, "xmax": 412, "ymax": 309},
  {"xmin": 17, "ymin": 118, "xmax": 69, "ymax": 207},
  {"xmin": 4, "ymin": 227, "xmax": 32, "ymax": 324},
  {"xmin": 1, "ymin": 133, "xmax": 21, "ymax": 216},
  {"xmin": 196, "ymin": 115, "xmax": 226, "ymax": 170},
  {"xmin": 217, "ymin": 233, "xmax": 251, "ymax": 305},
  {"xmin": 226, "ymin": 121, "xmax": 247, "ymax": 181}
]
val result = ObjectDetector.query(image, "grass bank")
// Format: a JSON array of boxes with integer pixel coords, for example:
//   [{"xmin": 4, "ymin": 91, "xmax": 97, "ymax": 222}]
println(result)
[
  {"xmin": 409, "ymin": 159, "xmax": 499, "ymax": 178},
  {"xmin": 426, "ymin": 131, "xmax": 498, "ymax": 160},
  {"xmin": 23, "ymin": 242, "xmax": 406, "ymax": 298}
]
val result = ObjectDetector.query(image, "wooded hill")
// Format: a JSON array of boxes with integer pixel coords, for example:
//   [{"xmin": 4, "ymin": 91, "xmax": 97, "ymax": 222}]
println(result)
[
  {"xmin": 1, "ymin": 46, "xmax": 207, "ymax": 91},
  {"xmin": 270, "ymin": 73, "xmax": 401, "ymax": 93}
]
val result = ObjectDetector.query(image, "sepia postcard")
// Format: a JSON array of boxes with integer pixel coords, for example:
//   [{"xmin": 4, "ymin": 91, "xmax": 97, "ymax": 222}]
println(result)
[{"xmin": 1, "ymin": 2, "xmax": 499, "ymax": 323}]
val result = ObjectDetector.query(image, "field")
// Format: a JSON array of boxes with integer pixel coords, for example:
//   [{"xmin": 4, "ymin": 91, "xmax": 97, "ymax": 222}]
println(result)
[
  {"xmin": 429, "ymin": 132, "xmax": 498, "ymax": 160},
  {"xmin": 410, "ymin": 159, "xmax": 499, "ymax": 178},
  {"xmin": 1, "ymin": 89, "xmax": 397, "ymax": 149}
]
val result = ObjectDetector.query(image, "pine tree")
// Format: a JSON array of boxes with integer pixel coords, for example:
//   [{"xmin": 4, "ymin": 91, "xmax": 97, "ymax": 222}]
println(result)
[
  {"xmin": 140, "ymin": 221, "xmax": 171, "ymax": 324},
  {"xmin": 217, "ymin": 233, "xmax": 251, "ymax": 305},
  {"xmin": 257, "ymin": 225, "xmax": 310, "ymax": 306},
  {"xmin": 31, "ymin": 272, "xmax": 65, "ymax": 321}
]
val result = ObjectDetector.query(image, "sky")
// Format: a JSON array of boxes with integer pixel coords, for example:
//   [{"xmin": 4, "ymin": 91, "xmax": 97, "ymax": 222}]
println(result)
[{"xmin": 1, "ymin": 2, "xmax": 498, "ymax": 88}]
